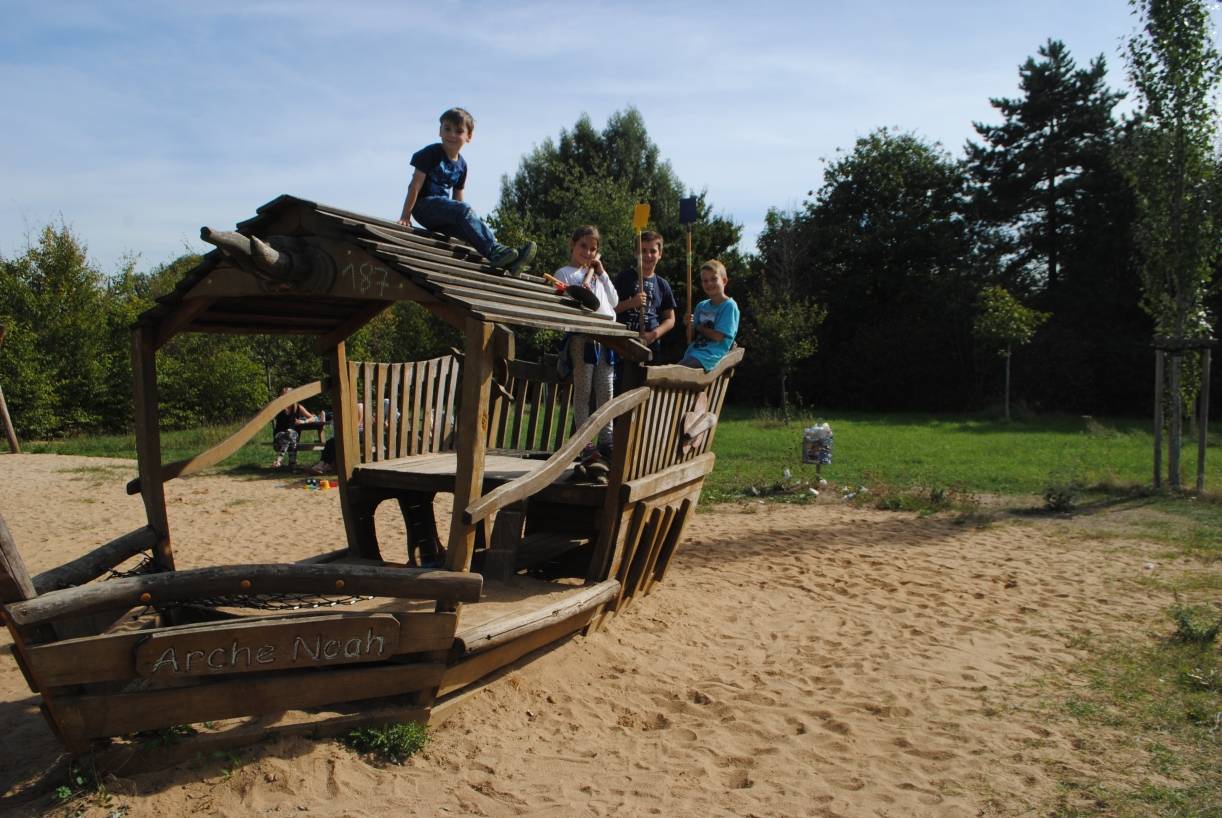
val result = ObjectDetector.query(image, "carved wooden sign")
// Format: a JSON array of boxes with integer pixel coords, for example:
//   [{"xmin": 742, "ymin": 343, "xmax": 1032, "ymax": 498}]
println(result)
[{"xmin": 135, "ymin": 614, "xmax": 400, "ymax": 677}]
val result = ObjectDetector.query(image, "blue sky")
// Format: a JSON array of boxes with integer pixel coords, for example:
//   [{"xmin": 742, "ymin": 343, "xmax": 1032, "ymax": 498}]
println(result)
[{"xmin": 2, "ymin": 1, "xmax": 1215, "ymax": 275}]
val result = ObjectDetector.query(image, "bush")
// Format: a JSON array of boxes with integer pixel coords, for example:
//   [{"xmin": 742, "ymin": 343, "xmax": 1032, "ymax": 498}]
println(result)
[
  {"xmin": 1170, "ymin": 602, "xmax": 1221, "ymax": 645},
  {"xmin": 342, "ymin": 721, "xmax": 427, "ymax": 764}
]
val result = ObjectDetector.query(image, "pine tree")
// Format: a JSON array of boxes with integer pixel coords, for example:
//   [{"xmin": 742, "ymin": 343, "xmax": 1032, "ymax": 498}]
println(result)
[{"xmin": 967, "ymin": 39, "xmax": 1124, "ymax": 297}]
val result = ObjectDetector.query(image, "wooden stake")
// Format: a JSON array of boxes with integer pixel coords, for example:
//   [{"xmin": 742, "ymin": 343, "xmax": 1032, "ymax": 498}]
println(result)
[
  {"xmin": 1197, "ymin": 348, "xmax": 1211, "ymax": 493},
  {"xmin": 632, "ymin": 204, "xmax": 651, "ymax": 331},
  {"xmin": 0, "ymin": 325, "xmax": 18, "ymax": 454},
  {"xmin": 685, "ymin": 225, "xmax": 693, "ymax": 317},
  {"xmin": 1153, "ymin": 350, "xmax": 1163, "ymax": 490}
]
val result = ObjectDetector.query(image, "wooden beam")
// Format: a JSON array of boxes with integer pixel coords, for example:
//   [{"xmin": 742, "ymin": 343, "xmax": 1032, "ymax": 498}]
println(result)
[
  {"xmin": 328, "ymin": 342, "xmax": 362, "ymax": 555},
  {"xmin": 621, "ymin": 453, "xmax": 716, "ymax": 503},
  {"xmin": 152, "ymin": 297, "xmax": 214, "ymax": 350},
  {"xmin": 642, "ymin": 347, "xmax": 745, "ymax": 389},
  {"xmin": 7, "ymin": 563, "xmax": 483, "ymax": 627},
  {"xmin": 56, "ymin": 660, "xmax": 446, "ymax": 741},
  {"xmin": 127, "ymin": 381, "xmax": 323, "ymax": 494},
  {"xmin": 312, "ymin": 302, "xmax": 392, "ymax": 353},
  {"xmin": 463, "ymin": 387, "xmax": 651, "ymax": 525},
  {"xmin": 437, "ymin": 610, "xmax": 593, "ymax": 697},
  {"xmin": 444, "ymin": 319, "xmax": 493, "ymax": 576},
  {"xmin": 32, "ymin": 526, "xmax": 159, "ymax": 593},
  {"xmin": 0, "ymin": 512, "xmax": 35, "ymax": 605},
  {"xmin": 23, "ymin": 610, "xmax": 458, "ymax": 687},
  {"xmin": 130, "ymin": 326, "xmax": 174, "ymax": 570},
  {"xmin": 454, "ymin": 580, "xmax": 618, "ymax": 655}
]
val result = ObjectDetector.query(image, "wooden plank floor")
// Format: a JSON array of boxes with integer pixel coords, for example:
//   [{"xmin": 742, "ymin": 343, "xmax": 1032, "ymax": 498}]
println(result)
[{"xmin": 353, "ymin": 451, "xmax": 608, "ymax": 505}]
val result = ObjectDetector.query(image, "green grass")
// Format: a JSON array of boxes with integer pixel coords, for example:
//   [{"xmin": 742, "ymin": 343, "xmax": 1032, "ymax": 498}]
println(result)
[
  {"xmin": 1046, "ymin": 610, "xmax": 1221, "ymax": 818},
  {"xmin": 25, "ymin": 422, "xmax": 276, "ymax": 469},
  {"xmin": 703, "ymin": 407, "xmax": 1222, "ymax": 503}
]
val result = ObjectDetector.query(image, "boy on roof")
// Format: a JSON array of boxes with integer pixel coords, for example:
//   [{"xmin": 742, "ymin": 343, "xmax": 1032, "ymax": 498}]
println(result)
[{"xmin": 398, "ymin": 107, "xmax": 536, "ymax": 275}]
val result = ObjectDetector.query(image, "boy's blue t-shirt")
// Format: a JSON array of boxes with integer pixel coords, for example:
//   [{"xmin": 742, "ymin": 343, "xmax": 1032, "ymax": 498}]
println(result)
[
  {"xmin": 411, "ymin": 143, "xmax": 467, "ymax": 199},
  {"xmin": 613, "ymin": 269, "xmax": 677, "ymax": 336},
  {"xmin": 685, "ymin": 297, "xmax": 739, "ymax": 371}
]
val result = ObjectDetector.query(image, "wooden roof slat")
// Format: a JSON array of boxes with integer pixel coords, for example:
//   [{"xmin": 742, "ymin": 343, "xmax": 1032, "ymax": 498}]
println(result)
[{"xmin": 140, "ymin": 195, "xmax": 633, "ymax": 344}]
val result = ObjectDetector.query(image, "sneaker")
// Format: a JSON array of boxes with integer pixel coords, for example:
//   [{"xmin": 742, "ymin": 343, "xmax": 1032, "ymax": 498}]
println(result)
[
  {"xmin": 487, "ymin": 245, "xmax": 519, "ymax": 269},
  {"xmin": 507, "ymin": 241, "xmax": 538, "ymax": 276}
]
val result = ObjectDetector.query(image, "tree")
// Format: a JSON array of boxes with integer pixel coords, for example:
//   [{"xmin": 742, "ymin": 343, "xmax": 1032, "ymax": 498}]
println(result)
[
  {"xmin": 0, "ymin": 224, "xmax": 110, "ymax": 437},
  {"xmin": 967, "ymin": 39, "xmax": 1125, "ymax": 296},
  {"xmin": 1123, "ymin": 0, "xmax": 1222, "ymax": 488},
  {"xmin": 740, "ymin": 209, "xmax": 826, "ymax": 409},
  {"xmin": 973, "ymin": 286, "xmax": 1050, "ymax": 420},
  {"xmin": 491, "ymin": 108, "xmax": 745, "ymax": 362},
  {"xmin": 790, "ymin": 128, "xmax": 979, "ymax": 409}
]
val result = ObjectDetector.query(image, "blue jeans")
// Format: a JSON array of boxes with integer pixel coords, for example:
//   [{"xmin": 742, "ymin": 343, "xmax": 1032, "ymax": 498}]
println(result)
[{"xmin": 412, "ymin": 196, "xmax": 502, "ymax": 259}]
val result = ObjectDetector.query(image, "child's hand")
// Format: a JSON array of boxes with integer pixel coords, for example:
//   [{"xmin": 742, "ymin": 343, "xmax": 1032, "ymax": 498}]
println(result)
[
  {"xmin": 626, "ymin": 291, "xmax": 646, "ymax": 309},
  {"xmin": 397, "ymin": 216, "xmax": 411, "ymax": 227}
]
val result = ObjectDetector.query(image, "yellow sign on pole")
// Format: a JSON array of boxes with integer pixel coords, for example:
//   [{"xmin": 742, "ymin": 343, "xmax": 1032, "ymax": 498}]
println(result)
[{"xmin": 632, "ymin": 203, "xmax": 651, "ymax": 230}]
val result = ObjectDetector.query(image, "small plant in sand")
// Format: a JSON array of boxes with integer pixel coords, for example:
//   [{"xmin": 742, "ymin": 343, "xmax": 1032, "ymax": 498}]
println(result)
[
  {"xmin": 343, "ymin": 722, "xmax": 427, "ymax": 764},
  {"xmin": 51, "ymin": 759, "xmax": 115, "ymax": 815},
  {"xmin": 858, "ymin": 477, "xmax": 979, "ymax": 517},
  {"xmin": 1043, "ymin": 467, "xmax": 1085, "ymax": 512},
  {"xmin": 1169, "ymin": 600, "xmax": 1221, "ymax": 645}
]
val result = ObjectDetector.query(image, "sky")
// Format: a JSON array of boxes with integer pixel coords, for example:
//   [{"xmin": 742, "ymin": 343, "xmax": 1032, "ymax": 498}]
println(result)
[{"xmin": 2, "ymin": 0, "xmax": 1217, "ymax": 276}]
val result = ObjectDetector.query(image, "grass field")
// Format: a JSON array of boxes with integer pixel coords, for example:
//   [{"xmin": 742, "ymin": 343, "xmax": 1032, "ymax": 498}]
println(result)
[
  {"xmin": 706, "ymin": 407, "xmax": 1222, "ymax": 503},
  {"xmin": 22, "ymin": 407, "xmax": 1222, "ymax": 501}
]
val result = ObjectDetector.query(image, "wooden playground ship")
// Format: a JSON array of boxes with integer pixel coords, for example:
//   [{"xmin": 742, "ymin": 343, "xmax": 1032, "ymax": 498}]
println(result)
[{"xmin": 0, "ymin": 196, "xmax": 744, "ymax": 759}]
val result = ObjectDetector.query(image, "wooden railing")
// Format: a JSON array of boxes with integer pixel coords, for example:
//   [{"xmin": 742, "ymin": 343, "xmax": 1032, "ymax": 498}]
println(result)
[
  {"xmin": 127, "ymin": 380, "xmax": 323, "ymax": 495},
  {"xmin": 349, "ymin": 356, "xmax": 461, "ymax": 462}
]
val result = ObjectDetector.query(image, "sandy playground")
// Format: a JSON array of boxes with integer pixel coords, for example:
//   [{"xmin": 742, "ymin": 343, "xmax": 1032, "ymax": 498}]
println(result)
[{"xmin": 0, "ymin": 453, "xmax": 1186, "ymax": 817}]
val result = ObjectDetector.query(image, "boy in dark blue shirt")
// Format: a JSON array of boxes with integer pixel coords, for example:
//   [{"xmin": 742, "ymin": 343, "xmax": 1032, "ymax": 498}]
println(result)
[
  {"xmin": 613, "ymin": 230, "xmax": 677, "ymax": 359},
  {"xmin": 398, "ymin": 108, "xmax": 536, "ymax": 274}
]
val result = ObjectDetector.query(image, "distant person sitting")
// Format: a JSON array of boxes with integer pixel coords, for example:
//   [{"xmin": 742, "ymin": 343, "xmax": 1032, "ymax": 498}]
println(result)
[
  {"xmin": 272, "ymin": 387, "xmax": 317, "ymax": 469},
  {"xmin": 680, "ymin": 260, "xmax": 739, "ymax": 371},
  {"xmin": 397, "ymin": 107, "xmax": 536, "ymax": 275},
  {"xmin": 310, "ymin": 401, "xmax": 363, "ymax": 475}
]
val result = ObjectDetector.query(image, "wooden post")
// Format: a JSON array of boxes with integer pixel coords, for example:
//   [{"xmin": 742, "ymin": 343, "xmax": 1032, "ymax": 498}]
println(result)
[
  {"xmin": 1153, "ymin": 350, "xmax": 1163, "ymax": 490},
  {"xmin": 1197, "ymin": 348, "xmax": 1211, "ymax": 493},
  {"xmin": 444, "ymin": 318, "xmax": 493, "ymax": 579},
  {"xmin": 130, "ymin": 326, "xmax": 174, "ymax": 570},
  {"xmin": 0, "ymin": 325, "xmax": 18, "ymax": 453},
  {"xmin": 1170, "ymin": 353, "xmax": 1182, "ymax": 490},
  {"xmin": 327, "ymin": 342, "xmax": 361, "ymax": 554}
]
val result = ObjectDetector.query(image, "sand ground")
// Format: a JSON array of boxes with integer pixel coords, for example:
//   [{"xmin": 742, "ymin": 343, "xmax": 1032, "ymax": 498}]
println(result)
[{"xmin": 0, "ymin": 454, "xmax": 1189, "ymax": 817}]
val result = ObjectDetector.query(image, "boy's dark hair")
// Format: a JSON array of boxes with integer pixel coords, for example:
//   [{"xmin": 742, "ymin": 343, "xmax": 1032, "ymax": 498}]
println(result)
[
  {"xmin": 440, "ymin": 107, "xmax": 475, "ymax": 136},
  {"xmin": 570, "ymin": 225, "xmax": 601, "ymax": 244},
  {"xmin": 638, "ymin": 230, "xmax": 664, "ymax": 251}
]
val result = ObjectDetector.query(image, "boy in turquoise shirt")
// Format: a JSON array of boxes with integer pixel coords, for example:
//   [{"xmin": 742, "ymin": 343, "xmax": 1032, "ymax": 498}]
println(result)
[{"xmin": 680, "ymin": 259, "xmax": 739, "ymax": 371}]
